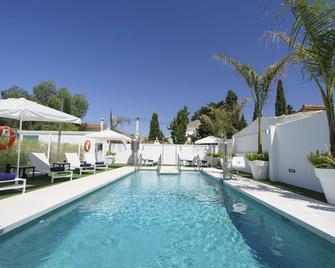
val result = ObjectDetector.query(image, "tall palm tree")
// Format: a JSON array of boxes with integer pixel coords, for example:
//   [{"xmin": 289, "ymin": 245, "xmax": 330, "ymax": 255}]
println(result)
[
  {"xmin": 213, "ymin": 54, "xmax": 291, "ymax": 154},
  {"xmin": 270, "ymin": 0, "xmax": 335, "ymax": 157}
]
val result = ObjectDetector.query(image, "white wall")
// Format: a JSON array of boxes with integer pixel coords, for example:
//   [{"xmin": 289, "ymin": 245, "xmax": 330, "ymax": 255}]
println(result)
[
  {"xmin": 271, "ymin": 112, "xmax": 329, "ymax": 192},
  {"xmin": 110, "ymin": 143, "xmax": 213, "ymax": 165},
  {"xmin": 233, "ymin": 111, "xmax": 329, "ymax": 192}
]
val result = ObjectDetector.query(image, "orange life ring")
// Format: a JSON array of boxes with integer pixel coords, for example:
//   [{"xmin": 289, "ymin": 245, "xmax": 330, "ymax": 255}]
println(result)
[
  {"xmin": 84, "ymin": 140, "xmax": 91, "ymax": 152},
  {"xmin": 0, "ymin": 126, "xmax": 16, "ymax": 150}
]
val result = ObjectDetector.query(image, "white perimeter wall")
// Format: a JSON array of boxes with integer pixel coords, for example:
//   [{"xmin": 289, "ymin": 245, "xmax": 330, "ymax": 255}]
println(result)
[
  {"xmin": 110, "ymin": 144, "xmax": 215, "ymax": 165},
  {"xmin": 233, "ymin": 112, "xmax": 329, "ymax": 192}
]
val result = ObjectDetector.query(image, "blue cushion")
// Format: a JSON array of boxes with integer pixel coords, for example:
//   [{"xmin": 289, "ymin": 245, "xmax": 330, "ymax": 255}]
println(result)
[
  {"xmin": 95, "ymin": 162, "xmax": 104, "ymax": 165},
  {"xmin": 0, "ymin": 173, "xmax": 15, "ymax": 181},
  {"xmin": 50, "ymin": 167, "xmax": 65, "ymax": 172},
  {"xmin": 80, "ymin": 163, "xmax": 91, "ymax": 167}
]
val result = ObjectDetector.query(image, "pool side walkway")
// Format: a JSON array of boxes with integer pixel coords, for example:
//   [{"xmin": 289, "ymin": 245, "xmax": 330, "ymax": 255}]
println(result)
[
  {"xmin": 0, "ymin": 166, "xmax": 134, "ymax": 236},
  {"xmin": 203, "ymin": 168, "xmax": 335, "ymax": 245}
]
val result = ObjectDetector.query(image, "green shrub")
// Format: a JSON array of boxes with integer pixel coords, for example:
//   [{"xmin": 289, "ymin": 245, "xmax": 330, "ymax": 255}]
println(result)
[
  {"xmin": 206, "ymin": 152, "xmax": 235, "ymax": 158},
  {"xmin": 307, "ymin": 151, "xmax": 335, "ymax": 169},
  {"xmin": 246, "ymin": 152, "xmax": 269, "ymax": 161}
]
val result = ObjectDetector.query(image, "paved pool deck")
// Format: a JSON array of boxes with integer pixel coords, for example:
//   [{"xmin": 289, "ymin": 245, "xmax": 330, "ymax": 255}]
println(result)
[
  {"xmin": 0, "ymin": 166, "xmax": 134, "ymax": 236},
  {"xmin": 203, "ymin": 168, "xmax": 335, "ymax": 245}
]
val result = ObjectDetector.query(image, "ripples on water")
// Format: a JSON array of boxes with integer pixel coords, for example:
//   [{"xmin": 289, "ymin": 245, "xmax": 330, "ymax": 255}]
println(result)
[{"xmin": 0, "ymin": 171, "xmax": 334, "ymax": 268}]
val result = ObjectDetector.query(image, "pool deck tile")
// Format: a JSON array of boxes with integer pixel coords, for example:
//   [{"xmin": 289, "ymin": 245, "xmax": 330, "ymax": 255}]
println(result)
[
  {"xmin": 203, "ymin": 168, "xmax": 335, "ymax": 245},
  {"xmin": 0, "ymin": 166, "xmax": 134, "ymax": 236}
]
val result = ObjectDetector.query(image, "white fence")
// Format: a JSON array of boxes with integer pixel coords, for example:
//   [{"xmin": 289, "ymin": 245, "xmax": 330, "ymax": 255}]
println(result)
[{"xmin": 110, "ymin": 144, "xmax": 216, "ymax": 165}]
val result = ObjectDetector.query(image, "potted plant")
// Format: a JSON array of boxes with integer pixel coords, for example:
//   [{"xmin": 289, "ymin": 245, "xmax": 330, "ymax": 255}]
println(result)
[
  {"xmin": 308, "ymin": 151, "xmax": 335, "ymax": 205},
  {"xmin": 246, "ymin": 152, "xmax": 269, "ymax": 179},
  {"xmin": 214, "ymin": 53, "xmax": 291, "ymax": 179},
  {"xmin": 271, "ymin": 1, "xmax": 335, "ymax": 204}
]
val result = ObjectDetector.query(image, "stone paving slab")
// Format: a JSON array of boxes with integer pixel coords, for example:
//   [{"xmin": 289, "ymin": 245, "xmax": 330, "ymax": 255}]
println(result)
[
  {"xmin": 0, "ymin": 167, "xmax": 134, "ymax": 236},
  {"xmin": 204, "ymin": 169, "xmax": 335, "ymax": 244}
]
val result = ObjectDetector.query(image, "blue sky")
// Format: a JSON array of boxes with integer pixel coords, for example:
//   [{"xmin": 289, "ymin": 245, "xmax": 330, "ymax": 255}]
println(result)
[{"xmin": 0, "ymin": 0, "xmax": 320, "ymax": 136}]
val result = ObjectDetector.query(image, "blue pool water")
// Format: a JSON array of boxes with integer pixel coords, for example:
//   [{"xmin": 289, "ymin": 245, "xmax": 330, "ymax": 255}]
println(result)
[{"xmin": 1, "ymin": 171, "xmax": 335, "ymax": 267}]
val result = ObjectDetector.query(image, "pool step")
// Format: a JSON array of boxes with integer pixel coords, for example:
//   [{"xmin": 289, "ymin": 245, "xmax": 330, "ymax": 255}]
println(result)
[{"xmin": 159, "ymin": 166, "xmax": 179, "ymax": 175}]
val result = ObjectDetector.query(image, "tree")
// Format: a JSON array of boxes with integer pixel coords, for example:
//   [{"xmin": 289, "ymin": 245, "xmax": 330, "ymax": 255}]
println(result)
[
  {"xmin": 286, "ymin": 104, "xmax": 295, "ymax": 114},
  {"xmin": 225, "ymin": 90, "xmax": 240, "ymax": 138},
  {"xmin": 197, "ymin": 116, "xmax": 214, "ymax": 139},
  {"xmin": 33, "ymin": 81, "xmax": 57, "ymax": 105},
  {"xmin": 1, "ymin": 85, "xmax": 30, "ymax": 99},
  {"xmin": 238, "ymin": 114, "xmax": 248, "ymax": 130},
  {"xmin": 214, "ymin": 53, "xmax": 291, "ymax": 153},
  {"xmin": 109, "ymin": 110, "xmax": 131, "ymax": 130},
  {"xmin": 169, "ymin": 106, "xmax": 189, "ymax": 144},
  {"xmin": 148, "ymin": 113, "xmax": 163, "ymax": 141},
  {"xmin": 270, "ymin": 0, "xmax": 335, "ymax": 156},
  {"xmin": 275, "ymin": 80, "xmax": 288, "ymax": 116},
  {"xmin": 72, "ymin": 94, "xmax": 89, "ymax": 118},
  {"xmin": 201, "ymin": 99, "xmax": 246, "ymax": 140}
]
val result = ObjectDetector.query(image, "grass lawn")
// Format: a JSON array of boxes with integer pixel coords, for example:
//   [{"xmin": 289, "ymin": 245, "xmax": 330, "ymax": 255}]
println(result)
[
  {"xmin": 233, "ymin": 170, "xmax": 327, "ymax": 203},
  {"xmin": 0, "ymin": 164, "xmax": 129, "ymax": 200}
]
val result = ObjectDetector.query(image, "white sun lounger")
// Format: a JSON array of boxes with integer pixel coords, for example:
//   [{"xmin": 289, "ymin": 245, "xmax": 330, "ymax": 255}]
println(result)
[
  {"xmin": 84, "ymin": 153, "xmax": 108, "ymax": 171},
  {"xmin": 29, "ymin": 153, "xmax": 73, "ymax": 183},
  {"xmin": 65, "ymin": 153, "xmax": 96, "ymax": 176},
  {"xmin": 0, "ymin": 176, "xmax": 26, "ymax": 194}
]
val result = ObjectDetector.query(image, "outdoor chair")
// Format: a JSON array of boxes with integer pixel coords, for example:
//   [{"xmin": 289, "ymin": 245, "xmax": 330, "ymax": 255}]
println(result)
[
  {"xmin": 65, "ymin": 153, "xmax": 96, "ymax": 176},
  {"xmin": 0, "ymin": 173, "xmax": 26, "ymax": 193},
  {"xmin": 29, "ymin": 153, "xmax": 73, "ymax": 183},
  {"xmin": 84, "ymin": 153, "xmax": 108, "ymax": 171}
]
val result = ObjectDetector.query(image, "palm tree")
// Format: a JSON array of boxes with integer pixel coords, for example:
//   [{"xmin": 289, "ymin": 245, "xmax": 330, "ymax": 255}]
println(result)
[
  {"xmin": 270, "ymin": 0, "xmax": 335, "ymax": 157},
  {"xmin": 213, "ymin": 54, "xmax": 291, "ymax": 154},
  {"xmin": 201, "ymin": 100, "xmax": 246, "ymax": 140}
]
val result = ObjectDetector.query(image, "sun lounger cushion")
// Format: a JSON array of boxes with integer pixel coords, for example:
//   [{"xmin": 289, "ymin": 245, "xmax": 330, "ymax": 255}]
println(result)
[
  {"xmin": 80, "ymin": 163, "xmax": 92, "ymax": 167},
  {"xmin": 0, "ymin": 173, "xmax": 16, "ymax": 181},
  {"xmin": 50, "ymin": 167, "xmax": 65, "ymax": 172},
  {"xmin": 95, "ymin": 162, "xmax": 104, "ymax": 165}
]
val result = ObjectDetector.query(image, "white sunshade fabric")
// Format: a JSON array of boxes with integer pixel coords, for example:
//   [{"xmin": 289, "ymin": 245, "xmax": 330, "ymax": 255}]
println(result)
[
  {"xmin": 0, "ymin": 98, "xmax": 81, "ymax": 177},
  {"xmin": 0, "ymin": 98, "xmax": 81, "ymax": 124},
  {"xmin": 86, "ymin": 128, "xmax": 131, "ymax": 142},
  {"xmin": 194, "ymin": 136, "xmax": 222, "ymax": 144}
]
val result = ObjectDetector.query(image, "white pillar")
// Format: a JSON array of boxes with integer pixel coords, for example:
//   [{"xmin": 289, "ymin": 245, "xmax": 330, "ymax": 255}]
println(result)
[
  {"xmin": 16, "ymin": 116, "xmax": 23, "ymax": 177},
  {"xmin": 47, "ymin": 133, "xmax": 52, "ymax": 161},
  {"xmin": 269, "ymin": 125, "xmax": 277, "ymax": 181},
  {"xmin": 100, "ymin": 116, "xmax": 104, "ymax": 131}
]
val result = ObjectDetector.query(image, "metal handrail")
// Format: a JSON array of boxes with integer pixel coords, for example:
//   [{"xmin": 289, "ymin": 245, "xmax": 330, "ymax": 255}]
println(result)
[
  {"xmin": 136, "ymin": 154, "xmax": 142, "ymax": 171},
  {"xmin": 177, "ymin": 154, "xmax": 181, "ymax": 174},
  {"xmin": 157, "ymin": 154, "xmax": 162, "ymax": 175}
]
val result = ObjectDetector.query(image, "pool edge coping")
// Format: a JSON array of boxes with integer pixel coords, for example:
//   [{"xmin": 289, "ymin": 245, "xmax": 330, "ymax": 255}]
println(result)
[{"xmin": 203, "ymin": 170, "xmax": 335, "ymax": 245}]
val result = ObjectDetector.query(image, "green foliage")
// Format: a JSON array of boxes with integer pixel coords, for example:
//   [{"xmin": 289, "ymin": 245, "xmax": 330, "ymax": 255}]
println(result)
[
  {"xmin": 0, "ymin": 81, "xmax": 90, "ymax": 131},
  {"xmin": 1, "ymin": 85, "xmax": 30, "ymax": 99},
  {"xmin": 225, "ymin": 90, "xmax": 240, "ymax": 138},
  {"xmin": 72, "ymin": 94, "xmax": 89, "ymax": 118},
  {"xmin": 238, "ymin": 114, "xmax": 248, "ymax": 130},
  {"xmin": 193, "ymin": 90, "xmax": 244, "ymax": 139},
  {"xmin": 207, "ymin": 152, "xmax": 235, "ymax": 158},
  {"xmin": 275, "ymin": 80, "xmax": 288, "ymax": 116},
  {"xmin": 214, "ymin": 53, "xmax": 292, "ymax": 153},
  {"xmin": 0, "ymin": 140, "xmax": 80, "ymax": 172},
  {"xmin": 148, "ymin": 112, "xmax": 164, "ymax": 141},
  {"xmin": 201, "ymin": 99, "xmax": 246, "ymax": 140},
  {"xmin": 270, "ymin": 0, "xmax": 335, "ymax": 156},
  {"xmin": 169, "ymin": 106, "xmax": 189, "ymax": 144},
  {"xmin": 307, "ymin": 151, "xmax": 335, "ymax": 169},
  {"xmin": 246, "ymin": 152, "xmax": 269, "ymax": 161}
]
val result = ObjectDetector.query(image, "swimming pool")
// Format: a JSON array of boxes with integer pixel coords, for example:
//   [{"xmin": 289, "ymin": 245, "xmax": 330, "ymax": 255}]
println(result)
[{"xmin": 0, "ymin": 171, "xmax": 334, "ymax": 267}]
